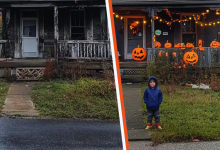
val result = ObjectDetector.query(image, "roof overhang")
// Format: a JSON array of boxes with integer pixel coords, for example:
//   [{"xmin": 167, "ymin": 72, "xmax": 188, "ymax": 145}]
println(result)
[{"xmin": 112, "ymin": 0, "xmax": 220, "ymax": 8}]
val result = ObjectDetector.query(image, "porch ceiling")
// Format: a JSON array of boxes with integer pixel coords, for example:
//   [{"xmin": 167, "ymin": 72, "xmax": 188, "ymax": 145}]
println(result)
[
  {"xmin": 0, "ymin": 0, "xmax": 105, "ymax": 8},
  {"xmin": 112, "ymin": 0, "xmax": 220, "ymax": 8}
]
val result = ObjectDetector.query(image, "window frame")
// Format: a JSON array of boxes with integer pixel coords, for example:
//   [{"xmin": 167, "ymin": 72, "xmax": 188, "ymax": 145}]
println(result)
[
  {"xmin": 180, "ymin": 13, "xmax": 197, "ymax": 46},
  {"xmin": 70, "ymin": 9, "xmax": 86, "ymax": 40}
]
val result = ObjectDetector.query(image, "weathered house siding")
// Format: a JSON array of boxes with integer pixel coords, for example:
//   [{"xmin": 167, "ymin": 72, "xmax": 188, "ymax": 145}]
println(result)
[{"xmin": 4, "ymin": 6, "xmax": 107, "ymax": 58}]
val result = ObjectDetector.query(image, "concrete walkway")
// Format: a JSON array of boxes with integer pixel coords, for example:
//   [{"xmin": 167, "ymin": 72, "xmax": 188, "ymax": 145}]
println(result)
[
  {"xmin": 129, "ymin": 141, "xmax": 220, "ymax": 150},
  {"xmin": 1, "ymin": 82, "xmax": 39, "ymax": 117},
  {"xmin": 122, "ymin": 83, "xmax": 151, "ymax": 141}
]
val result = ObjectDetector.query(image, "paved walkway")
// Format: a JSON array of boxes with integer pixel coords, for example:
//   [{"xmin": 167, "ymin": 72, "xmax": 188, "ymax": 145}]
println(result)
[
  {"xmin": 129, "ymin": 141, "xmax": 220, "ymax": 150},
  {"xmin": 122, "ymin": 83, "xmax": 151, "ymax": 141},
  {"xmin": 1, "ymin": 82, "xmax": 39, "ymax": 117}
]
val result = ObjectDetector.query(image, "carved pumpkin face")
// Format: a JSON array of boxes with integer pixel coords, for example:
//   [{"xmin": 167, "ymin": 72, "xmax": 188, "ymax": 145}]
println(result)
[
  {"xmin": 173, "ymin": 52, "xmax": 176, "ymax": 57},
  {"xmin": 132, "ymin": 45, "xmax": 147, "ymax": 61},
  {"xmin": 186, "ymin": 43, "xmax": 194, "ymax": 48},
  {"xmin": 210, "ymin": 40, "xmax": 220, "ymax": 47},
  {"xmin": 154, "ymin": 42, "xmax": 161, "ymax": 48},
  {"xmin": 183, "ymin": 50, "xmax": 198, "ymax": 66},
  {"xmin": 174, "ymin": 43, "xmax": 181, "ymax": 48},
  {"xmin": 164, "ymin": 40, "xmax": 172, "ymax": 48}
]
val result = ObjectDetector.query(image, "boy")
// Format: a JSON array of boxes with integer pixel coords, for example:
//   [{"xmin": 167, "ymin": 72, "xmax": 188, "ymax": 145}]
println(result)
[{"xmin": 143, "ymin": 76, "xmax": 163, "ymax": 130}]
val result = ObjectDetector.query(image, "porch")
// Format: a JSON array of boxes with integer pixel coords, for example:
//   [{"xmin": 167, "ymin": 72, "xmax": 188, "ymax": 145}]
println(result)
[
  {"xmin": 0, "ymin": 0, "xmax": 110, "ymax": 61},
  {"xmin": 113, "ymin": 7, "xmax": 220, "ymax": 63}
]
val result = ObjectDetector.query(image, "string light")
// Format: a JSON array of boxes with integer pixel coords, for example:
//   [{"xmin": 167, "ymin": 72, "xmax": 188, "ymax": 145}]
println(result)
[{"xmin": 113, "ymin": 9, "xmax": 220, "ymax": 27}]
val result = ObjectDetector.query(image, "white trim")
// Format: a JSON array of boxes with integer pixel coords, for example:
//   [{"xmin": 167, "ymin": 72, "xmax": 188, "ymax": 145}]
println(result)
[{"xmin": 124, "ymin": 16, "xmax": 146, "ymax": 59}]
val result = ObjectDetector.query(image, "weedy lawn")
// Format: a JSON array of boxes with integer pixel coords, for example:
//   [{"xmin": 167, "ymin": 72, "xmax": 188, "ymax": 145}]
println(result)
[
  {"xmin": 31, "ymin": 78, "xmax": 118, "ymax": 120},
  {"xmin": 141, "ymin": 84, "xmax": 220, "ymax": 144}
]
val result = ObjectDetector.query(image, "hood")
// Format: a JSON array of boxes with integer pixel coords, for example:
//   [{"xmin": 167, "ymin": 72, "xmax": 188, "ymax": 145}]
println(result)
[{"xmin": 148, "ymin": 76, "xmax": 158, "ymax": 89}]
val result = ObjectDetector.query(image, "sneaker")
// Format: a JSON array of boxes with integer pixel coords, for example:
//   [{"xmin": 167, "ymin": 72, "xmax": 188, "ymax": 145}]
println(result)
[
  {"xmin": 145, "ymin": 126, "xmax": 152, "ymax": 130},
  {"xmin": 157, "ymin": 126, "xmax": 162, "ymax": 130}
]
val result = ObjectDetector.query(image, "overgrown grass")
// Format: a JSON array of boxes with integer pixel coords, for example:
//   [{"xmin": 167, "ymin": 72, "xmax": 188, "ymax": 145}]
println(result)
[
  {"xmin": 141, "ymin": 84, "xmax": 220, "ymax": 144},
  {"xmin": 31, "ymin": 78, "xmax": 118, "ymax": 120},
  {"xmin": 0, "ymin": 82, "xmax": 9, "ymax": 111}
]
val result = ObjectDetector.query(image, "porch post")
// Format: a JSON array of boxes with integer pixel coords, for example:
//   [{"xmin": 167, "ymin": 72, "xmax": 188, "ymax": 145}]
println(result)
[
  {"xmin": 151, "ymin": 8, "xmax": 155, "ymax": 48},
  {"xmin": 54, "ymin": 6, "xmax": 59, "ymax": 63},
  {"xmin": 100, "ymin": 7, "xmax": 107, "ymax": 40}
]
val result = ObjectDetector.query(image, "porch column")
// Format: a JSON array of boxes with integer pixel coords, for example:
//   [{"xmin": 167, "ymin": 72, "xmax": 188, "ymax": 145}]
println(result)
[
  {"xmin": 2, "ymin": 9, "xmax": 10, "ymax": 58},
  {"xmin": 100, "ymin": 7, "xmax": 107, "ymax": 40},
  {"xmin": 151, "ymin": 8, "xmax": 155, "ymax": 48},
  {"xmin": 54, "ymin": 6, "xmax": 59, "ymax": 63}
]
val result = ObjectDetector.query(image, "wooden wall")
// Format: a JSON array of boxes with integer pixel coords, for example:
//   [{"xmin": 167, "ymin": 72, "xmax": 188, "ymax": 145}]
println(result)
[{"xmin": 5, "ymin": 7, "xmax": 107, "ymax": 59}]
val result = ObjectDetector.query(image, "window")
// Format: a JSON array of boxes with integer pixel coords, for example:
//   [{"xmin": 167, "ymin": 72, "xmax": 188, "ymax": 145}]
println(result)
[
  {"xmin": 181, "ymin": 13, "xmax": 197, "ymax": 45},
  {"xmin": 70, "ymin": 10, "xmax": 85, "ymax": 40}
]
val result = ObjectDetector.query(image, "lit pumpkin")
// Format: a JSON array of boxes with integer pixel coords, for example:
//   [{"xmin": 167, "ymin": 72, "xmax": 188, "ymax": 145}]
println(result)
[
  {"xmin": 154, "ymin": 42, "xmax": 161, "ymax": 48},
  {"xmin": 132, "ymin": 45, "xmax": 147, "ymax": 61},
  {"xmin": 199, "ymin": 47, "xmax": 205, "ymax": 51},
  {"xmin": 164, "ymin": 40, "xmax": 172, "ymax": 48},
  {"xmin": 173, "ymin": 52, "xmax": 176, "ymax": 57},
  {"xmin": 198, "ymin": 39, "xmax": 203, "ymax": 47},
  {"xmin": 186, "ymin": 43, "xmax": 194, "ymax": 48},
  {"xmin": 183, "ymin": 50, "xmax": 198, "ymax": 66},
  {"xmin": 210, "ymin": 39, "xmax": 220, "ymax": 47},
  {"xmin": 165, "ymin": 52, "xmax": 168, "ymax": 57},
  {"xmin": 174, "ymin": 43, "xmax": 181, "ymax": 48}
]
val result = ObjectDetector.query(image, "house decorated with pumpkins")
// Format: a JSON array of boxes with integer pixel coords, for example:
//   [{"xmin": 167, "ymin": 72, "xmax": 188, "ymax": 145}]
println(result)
[{"xmin": 112, "ymin": 0, "xmax": 220, "ymax": 68}]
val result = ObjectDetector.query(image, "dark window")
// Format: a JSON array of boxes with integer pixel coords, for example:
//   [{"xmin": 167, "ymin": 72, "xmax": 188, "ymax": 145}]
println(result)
[{"xmin": 71, "ymin": 10, "xmax": 85, "ymax": 40}]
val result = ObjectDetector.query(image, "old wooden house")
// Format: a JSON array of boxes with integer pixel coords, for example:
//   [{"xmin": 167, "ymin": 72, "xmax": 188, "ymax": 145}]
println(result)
[
  {"xmin": 0, "ymin": 0, "xmax": 111, "ymax": 80},
  {"xmin": 112, "ymin": 0, "xmax": 220, "ymax": 82}
]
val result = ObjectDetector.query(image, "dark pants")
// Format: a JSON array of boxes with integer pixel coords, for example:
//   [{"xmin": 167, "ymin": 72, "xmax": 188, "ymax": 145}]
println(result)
[{"xmin": 147, "ymin": 109, "xmax": 160, "ymax": 124}]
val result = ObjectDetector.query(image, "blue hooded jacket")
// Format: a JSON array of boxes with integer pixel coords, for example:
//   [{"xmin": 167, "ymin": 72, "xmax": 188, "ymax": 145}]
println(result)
[{"xmin": 143, "ymin": 76, "xmax": 163, "ymax": 110}]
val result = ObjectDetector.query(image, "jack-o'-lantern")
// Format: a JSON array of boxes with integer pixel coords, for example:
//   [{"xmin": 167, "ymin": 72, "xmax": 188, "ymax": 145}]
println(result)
[
  {"xmin": 173, "ymin": 52, "xmax": 176, "ymax": 57},
  {"xmin": 183, "ymin": 50, "xmax": 198, "ymax": 66},
  {"xmin": 186, "ymin": 43, "xmax": 194, "ymax": 48},
  {"xmin": 132, "ymin": 45, "xmax": 147, "ymax": 61},
  {"xmin": 198, "ymin": 39, "xmax": 203, "ymax": 47},
  {"xmin": 210, "ymin": 39, "xmax": 220, "ymax": 47},
  {"xmin": 174, "ymin": 43, "xmax": 181, "ymax": 48},
  {"xmin": 164, "ymin": 40, "xmax": 172, "ymax": 48},
  {"xmin": 154, "ymin": 42, "xmax": 161, "ymax": 48},
  {"xmin": 165, "ymin": 52, "xmax": 168, "ymax": 57}
]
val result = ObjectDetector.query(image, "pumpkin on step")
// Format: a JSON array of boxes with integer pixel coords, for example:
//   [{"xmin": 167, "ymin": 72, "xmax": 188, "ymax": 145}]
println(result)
[
  {"xmin": 174, "ymin": 43, "xmax": 181, "ymax": 48},
  {"xmin": 186, "ymin": 43, "xmax": 194, "ymax": 48},
  {"xmin": 183, "ymin": 50, "xmax": 198, "ymax": 66},
  {"xmin": 164, "ymin": 40, "xmax": 172, "ymax": 48},
  {"xmin": 132, "ymin": 45, "xmax": 147, "ymax": 61},
  {"xmin": 210, "ymin": 39, "xmax": 220, "ymax": 47},
  {"xmin": 154, "ymin": 42, "xmax": 161, "ymax": 48}
]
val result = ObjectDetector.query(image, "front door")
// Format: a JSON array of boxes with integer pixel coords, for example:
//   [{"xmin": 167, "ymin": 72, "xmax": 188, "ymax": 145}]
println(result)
[
  {"xmin": 125, "ymin": 17, "xmax": 146, "ymax": 59},
  {"xmin": 22, "ymin": 18, "xmax": 38, "ymax": 57}
]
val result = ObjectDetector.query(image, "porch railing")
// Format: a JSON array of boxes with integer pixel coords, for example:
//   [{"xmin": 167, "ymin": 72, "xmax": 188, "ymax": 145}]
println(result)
[
  {"xmin": 146, "ymin": 47, "xmax": 220, "ymax": 68},
  {"xmin": 57, "ymin": 40, "xmax": 111, "ymax": 60}
]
